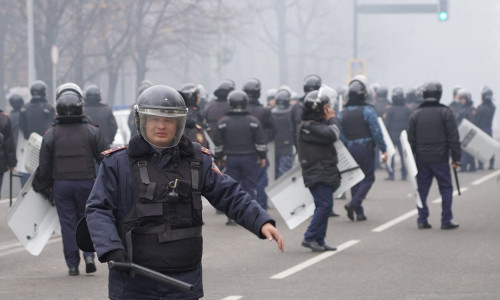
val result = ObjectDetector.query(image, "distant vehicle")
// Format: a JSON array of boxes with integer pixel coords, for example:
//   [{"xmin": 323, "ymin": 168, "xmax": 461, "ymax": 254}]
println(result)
[{"xmin": 111, "ymin": 107, "xmax": 132, "ymax": 147}]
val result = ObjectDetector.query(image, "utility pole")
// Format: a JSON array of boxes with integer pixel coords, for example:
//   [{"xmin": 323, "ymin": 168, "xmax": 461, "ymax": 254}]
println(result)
[{"xmin": 27, "ymin": 0, "xmax": 36, "ymax": 85}]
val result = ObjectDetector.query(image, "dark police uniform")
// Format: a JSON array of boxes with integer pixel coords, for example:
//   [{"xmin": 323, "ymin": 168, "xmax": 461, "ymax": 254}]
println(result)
[
  {"xmin": 272, "ymin": 105, "xmax": 294, "ymax": 178},
  {"xmin": 84, "ymin": 102, "xmax": 118, "ymax": 147},
  {"xmin": 214, "ymin": 111, "xmax": 267, "ymax": 202},
  {"xmin": 0, "ymin": 110, "xmax": 17, "ymax": 189},
  {"xmin": 19, "ymin": 96, "xmax": 55, "ymax": 139},
  {"xmin": 184, "ymin": 108, "xmax": 209, "ymax": 148},
  {"xmin": 86, "ymin": 135, "xmax": 275, "ymax": 300},
  {"xmin": 34, "ymin": 115, "xmax": 107, "ymax": 272},
  {"xmin": 408, "ymin": 101, "xmax": 461, "ymax": 228},
  {"xmin": 457, "ymin": 95, "xmax": 477, "ymax": 172},
  {"xmin": 476, "ymin": 95, "xmax": 496, "ymax": 170}
]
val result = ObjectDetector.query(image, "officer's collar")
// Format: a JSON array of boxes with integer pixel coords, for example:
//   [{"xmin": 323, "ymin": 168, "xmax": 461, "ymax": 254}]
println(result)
[
  {"xmin": 227, "ymin": 110, "xmax": 250, "ymax": 116},
  {"xmin": 128, "ymin": 135, "xmax": 195, "ymax": 158}
]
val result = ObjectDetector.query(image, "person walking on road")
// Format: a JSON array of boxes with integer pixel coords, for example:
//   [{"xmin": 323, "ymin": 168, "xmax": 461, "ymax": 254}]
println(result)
[
  {"xmin": 85, "ymin": 86, "xmax": 283, "ymax": 300},
  {"xmin": 407, "ymin": 81, "xmax": 461, "ymax": 230}
]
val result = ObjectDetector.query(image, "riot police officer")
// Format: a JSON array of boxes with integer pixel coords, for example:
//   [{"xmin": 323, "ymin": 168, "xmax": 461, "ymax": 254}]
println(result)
[
  {"xmin": 179, "ymin": 83, "xmax": 208, "ymax": 148},
  {"xmin": 84, "ymin": 85, "xmax": 118, "ymax": 147},
  {"xmin": 298, "ymin": 89, "xmax": 340, "ymax": 251},
  {"xmin": 449, "ymin": 85, "xmax": 463, "ymax": 120},
  {"xmin": 456, "ymin": 89, "xmax": 477, "ymax": 172},
  {"xmin": 407, "ymin": 81, "xmax": 461, "ymax": 230},
  {"xmin": 214, "ymin": 90, "xmax": 268, "ymax": 224},
  {"xmin": 272, "ymin": 88, "xmax": 294, "ymax": 179},
  {"xmin": 291, "ymin": 74, "xmax": 322, "ymax": 146},
  {"xmin": 476, "ymin": 86, "xmax": 496, "ymax": 170},
  {"xmin": 33, "ymin": 83, "xmax": 108, "ymax": 276},
  {"xmin": 85, "ymin": 85, "xmax": 283, "ymax": 300},
  {"xmin": 0, "ymin": 108, "xmax": 17, "ymax": 191},
  {"xmin": 338, "ymin": 77, "xmax": 388, "ymax": 221},
  {"xmin": 204, "ymin": 79, "xmax": 234, "ymax": 140},
  {"xmin": 8, "ymin": 93, "xmax": 24, "ymax": 145},
  {"xmin": 243, "ymin": 78, "xmax": 276, "ymax": 210},
  {"xmin": 384, "ymin": 87, "xmax": 411, "ymax": 180}
]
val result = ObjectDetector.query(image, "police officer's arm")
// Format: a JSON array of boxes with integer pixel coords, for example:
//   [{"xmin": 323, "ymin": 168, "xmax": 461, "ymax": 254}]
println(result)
[
  {"xmin": 90, "ymin": 126, "xmax": 109, "ymax": 163},
  {"xmin": 301, "ymin": 122, "xmax": 338, "ymax": 144},
  {"xmin": 107, "ymin": 108, "xmax": 118, "ymax": 145},
  {"xmin": 201, "ymin": 155, "xmax": 284, "ymax": 251},
  {"xmin": 407, "ymin": 112, "xmax": 417, "ymax": 153},
  {"xmin": 250, "ymin": 119, "xmax": 267, "ymax": 167},
  {"xmin": 213, "ymin": 118, "xmax": 226, "ymax": 159},
  {"xmin": 364, "ymin": 106, "xmax": 388, "ymax": 161},
  {"xmin": 443, "ymin": 109, "xmax": 461, "ymax": 166},
  {"xmin": 263, "ymin": 108, "xmax": 277, "ymax": 142},
  {"xmin": 33, "ymin": 129, "xmax": 54, "ymax": 197},
  {"xmin": 19, "ymin": 109, "xmax": 29, "ymax": 139}
]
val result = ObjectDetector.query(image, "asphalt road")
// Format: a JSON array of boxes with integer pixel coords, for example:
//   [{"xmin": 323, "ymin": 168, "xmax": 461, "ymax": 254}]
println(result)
[{"xmin": 1, "ymin": 165, "xmax": 499, "ymax": 300}]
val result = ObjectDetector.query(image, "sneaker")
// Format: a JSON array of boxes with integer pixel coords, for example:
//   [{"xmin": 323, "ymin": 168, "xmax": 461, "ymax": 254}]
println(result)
[
  {"xmin": 68, "ymin": 267, "xmax": 80, "ymax": 276},
  {"xmin": 85, "ymin": 257, "xmax": 97, "ymax": 273}
]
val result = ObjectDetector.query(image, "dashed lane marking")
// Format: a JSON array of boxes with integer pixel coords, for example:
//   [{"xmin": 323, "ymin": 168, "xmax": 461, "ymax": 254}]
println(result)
[
  {"xmin": 270, "ymin": 240, "xmax": 360, "ymax": 280},
  {"xmin": 471, "ymin": 169, "xmax": 500, "ymax": 186},
  {"xmin": 221, "ymin": 296, "xmax": 243, "ymax": 300}
]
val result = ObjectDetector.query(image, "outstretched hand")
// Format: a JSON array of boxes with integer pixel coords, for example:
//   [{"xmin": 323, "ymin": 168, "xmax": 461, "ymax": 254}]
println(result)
[{"xmin": 261, "ymin": 223, "xmax": 284, "ymax": 252}]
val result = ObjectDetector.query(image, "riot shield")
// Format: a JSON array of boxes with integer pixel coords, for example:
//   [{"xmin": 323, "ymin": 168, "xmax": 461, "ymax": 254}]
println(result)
[
  {"xmin": 458, "ymin": 119, "xmax": 500, "ymax": 163},
  {"xmin": 400, "ymin": 130, "xmax": 423, "ymax": 208}
]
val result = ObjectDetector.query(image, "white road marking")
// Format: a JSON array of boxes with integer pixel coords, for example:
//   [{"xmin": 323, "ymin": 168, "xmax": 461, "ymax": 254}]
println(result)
[
  {"xmin": 221, "ymin": 296, "xmax": 243, "ymax": 300},
  {"xmin": 0, "ymin": 237, "xmax": 62, "ymax": 257},
  {"xmin": 471, "ymin": 170, "xmax": 500, "ymax": 186},
  {"xmin": 371, "ymin": 209, "xmax": 418, "ymax": 232},
  {"xmin": 270, "ymin": 240, "xmax": 360, "ymax": 280}
]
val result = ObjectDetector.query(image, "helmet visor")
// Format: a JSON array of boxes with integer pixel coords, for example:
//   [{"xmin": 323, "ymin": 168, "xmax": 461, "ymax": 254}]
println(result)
[{"xmin": 138, "ymin": 107, "xmax": 187, "ymax": 148}]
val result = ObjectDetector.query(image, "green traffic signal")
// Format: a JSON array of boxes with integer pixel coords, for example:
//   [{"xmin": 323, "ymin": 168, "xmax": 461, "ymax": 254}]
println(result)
[{"xmin": 439, "ymin": 11, "xmax": 448, "ymax": 21}]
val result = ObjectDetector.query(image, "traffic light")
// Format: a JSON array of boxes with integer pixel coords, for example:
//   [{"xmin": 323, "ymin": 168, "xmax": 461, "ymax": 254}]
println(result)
[{"xmin": 438, "ymin": 0, "xmax": 448, "ymax": 21}]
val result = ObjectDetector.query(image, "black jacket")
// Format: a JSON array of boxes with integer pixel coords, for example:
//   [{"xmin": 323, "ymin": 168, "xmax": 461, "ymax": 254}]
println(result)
[
  {"xmin": 297, "ymin": 118, "xmax": 340, "ymax": 188},
  {"xmin": 19, "ymin": 98, "xmax": 55, "ymax": 139},
  {"xmin": 475, "ymin": 100, "xmax": 496, "ymax": 130},
  {"xmin": 247, "ymin": 101, "xmax": 277, "ymax": 143},
  {"xmin": 0, "ymin": 111, "xmax": 17, "ymax": 173},
  {"xmin": 384, "ymin": 98, "xmax": 411, "ymax": 143},
  {"xmin": 408, "ymin": 102, "xmax": 461, "ymax": 163},
  {"xmin": 84, "ymin": 103, "xmax": 118, "ymax": 146}
]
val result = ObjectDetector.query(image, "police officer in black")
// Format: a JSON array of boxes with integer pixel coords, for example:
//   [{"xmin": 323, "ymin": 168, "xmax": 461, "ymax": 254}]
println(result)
[
  {"xmin": 384, "ymin": 87, "xmax": 411, "ymax": 180},
  {"xmin": 408, "ymin": 81, "xmax": 461, "ymax": 230},
  {"xmin": 179, "ymin": 83, "xmax": 209, "ymax": 148},
  {"xmin": 214, "ymin": 90, "xmax": 268, "ymax": 224},
  {"xmin": 448, "ymin": 85, "xmax": 462, "ymax": 120},
  {"xmin": 291, "ymin": 74, "xmax": 322, "ymax": 146},
  {"xmin": 8, "ymin": 93, "xmax": 24, "ymax": 145},
  {"xmin": 85, "ymin": 85, "xmax": 283, "ymax": 300},
  {"xmin": 456, "ymin": 89, "xmax": 477, "ymax": 172},
  {"xmin": 33, "ymin": 83, "xmax": 108, "ymax": 276},
  {"xmin": 204, "ymin": 79, "xmax": 235, "ymax": 141},
  {"xmin": 0, "ymin": 108, "xmax": 17, "ymax": 190},
  {"xmin": 272, "ymin": 88, "xmax": 294, "ymax": 179},
  {"xmin": 243, "ymin": 78, "xmax": 276, "ymax": 210},
  {"xmin": 476, "ymin": 86, "xmax": 496, "ymax": 170},
  {"xmin": 84, "ymin": 85, "xmax": 118, "ymax": 147},
  {"xmin": 298, "ymin": 89, "xmax": 340, "ymax": 251}
]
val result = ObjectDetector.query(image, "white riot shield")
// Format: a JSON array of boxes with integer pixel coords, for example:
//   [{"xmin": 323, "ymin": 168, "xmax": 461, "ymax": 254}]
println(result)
[
  {"xmin": 14, "ymin": 134, "xmax": 28, "ymax": 173},
  {"xmin": 6, "ymin": 174, "xmax": 59, "ymax": 256},
  {"xmin": 377, "ymin": 117, "xmax": 396, "ymax": 172},
  {"xmin": 458, "ymin": 119, "xmax": 500, "ymax": 163},
  {"xmin": 25, "ymin": 133, "xmax": 43, "ymax": 174},
  {"xmin": 334, "ymin": 140, "xmax": 365, "ymax": 197},
  {"xmin": 266, "ymin": 164, "xmax": 314, "ymax": 230},
  {"xmin": 400, "ymin": 130, "xmax": 422, "ymax": 208}
]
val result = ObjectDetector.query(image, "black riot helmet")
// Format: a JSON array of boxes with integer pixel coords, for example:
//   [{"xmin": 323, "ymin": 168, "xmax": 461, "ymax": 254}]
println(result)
[
  {"xmin": 303, "ymin": 74, "xmax": 322, "ymax": 93},
  {"xmin": 84, "ymin": 84, "xmax": 101, "ymax": 104},
  {"xmin": 391, "ymin": 87, "xmax": 405, "ymax": 105},
  {"xmin": 55, "ymin": 82, "xmax": 85, "ymax": 116},
  {"xmin": 347, "ymin": 78, "xmax": 368, "ymax": 106},
  {"xmin": 134, "ymin": 85, "xmax": 188, "ymax": 148},
  {"xmin": 422, "ymin": 81, "xmax": 442, "ymax": 102},
  {"xmin": 8, "ymin": 93, "xmax": 24, "ymax": 111},
  {"xmin": 457, "ymin": 88, "xmax": 472, "ymax": 105},
  {"xmin": 179, "ymin": 82, "xmax": 199, "ymax": 107},
  {"xmin": 30, "ymin": 80, "xmax": 47, "ymax": 100},
  {"xmin": 138, "ymin": 80, "xmax": 153, "ymax": 97},
  {"xmin": 377, "ymin": 86, "xmax": 388, "ymax": 99},
  {"xmin": 303, "ymin": 88, "xmax": 330, "ymax": 117},
  {"xmin": 275, "ymin": 88, "xmax": 291, "ymax": 109},
  {"xmin": 214, "ymin": 79, "xmax": 235, "ymax": 100},
  {"xmin": 242, "ymin": 78, "xmax": 261, "ymax": 101},
  {"xmin": 227, "ymin": 90, "xmax": 249, "ymax": 112},
  {"xmin": 481, "ymin": 86, "xmax": 493, "ymax": 101}
]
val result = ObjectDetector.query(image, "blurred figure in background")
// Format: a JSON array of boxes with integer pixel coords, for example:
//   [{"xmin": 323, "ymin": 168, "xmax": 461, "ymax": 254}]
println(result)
[
  {"xmin": 204, "ymin": 79, "xmax": 234, "ymax": 142},
  {"xmin": 0, "ymin": 107, "xmax": 17, "ymax": 191},
  {"xmin": 179, "ymin": 83, "xmax": 209, "ymax": 148},
  {"xmin": 271, "ymin": 88, "xmax": 294, "ymax": 179},
  {"xmin": 8, "ymin": 93, "xmax": 24, "ymax": 145},
  {"xmin": 476, "ymin": 86, "xmax": 496, "ymax": 170},
  {"xmin": 456, "ymin": 89, "xmax": 477, "ymax": 172},
  {"xmin": 449, "ymin": 85, "xmax": 462, "ymax": 120},
  {"xmin": 84, "ymin": 85, "xmax": 118, "ymax": 148}
]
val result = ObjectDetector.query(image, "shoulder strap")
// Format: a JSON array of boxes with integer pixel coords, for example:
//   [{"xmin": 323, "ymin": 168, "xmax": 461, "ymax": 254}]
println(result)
[{"xmin": 190, "ymin": 142, "xmax": 203, "ymax": 191}]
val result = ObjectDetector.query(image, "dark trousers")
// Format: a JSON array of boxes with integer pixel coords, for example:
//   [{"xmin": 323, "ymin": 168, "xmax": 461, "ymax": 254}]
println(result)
[
  {"xmin": 225, "ymin": 154, "xmax": 258, "ymax": 198},
  {"xmin": 348, "ymin": 144, "xmax": 375, "ymax": 215},
  {"xmin": 461, "ymin": 150, "xmax": 476, "ymax": 172},
  {"xmin": 478, "ymin": 127, "xmax": 495, "ymax": 169},
  {"xmin": 416, "ymin": 161, "xmax": 454, "ymax": 225},
  {"xmin": 53, "ymin": 180, "xmax": 95, "ymax": 268},
  {"xmin": 275, "ymin": 154, "xmax": 294, "ymax": 179},
  {"xmin": 255, "ymin": 158, "xmax": 269, "ymax": 210},
  {"xmin": 386, "ymin": 140, "xmax": 407, "ymax": 179},
  {"xmin": 304, "ymin": 184, "xmax": 334, "ymax": 246}
]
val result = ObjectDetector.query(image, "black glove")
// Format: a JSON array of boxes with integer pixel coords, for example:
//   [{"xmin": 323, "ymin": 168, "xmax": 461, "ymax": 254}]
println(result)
[{"xmin": 104, "ymin": 249, "xmax": 129, "ymax": 263}]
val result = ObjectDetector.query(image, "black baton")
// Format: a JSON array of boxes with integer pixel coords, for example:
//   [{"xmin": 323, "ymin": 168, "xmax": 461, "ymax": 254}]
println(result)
[
  {"xmin": 453, "ymin": 167, "xmax": 461, "ymax": 196},
  {"xmin": 108, "ymin": 261, "xmax": 194, "ymax": 291}
]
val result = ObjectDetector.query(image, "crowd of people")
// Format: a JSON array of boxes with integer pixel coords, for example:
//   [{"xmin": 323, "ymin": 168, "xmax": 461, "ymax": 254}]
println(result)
[{"xmin": 2, "ymin": 75, "xmax": 496, "ymax": 299}]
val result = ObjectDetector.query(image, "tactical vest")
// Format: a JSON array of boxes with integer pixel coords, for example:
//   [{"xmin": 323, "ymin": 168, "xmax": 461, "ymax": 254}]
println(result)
[
  {"xmin": 272, "ymin": 108, "xmax": 293, "ymax": 150},
  {"xmin": 341, "ymin": 106, "xmax": 371, "ymax": 140},
  {"xmin": 121, "ymin": 143, "xmax": 203, "ymax": 273},
  {"xmin": 52, "ymin": 124, "xmax": 96, "ymax": 180}
]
